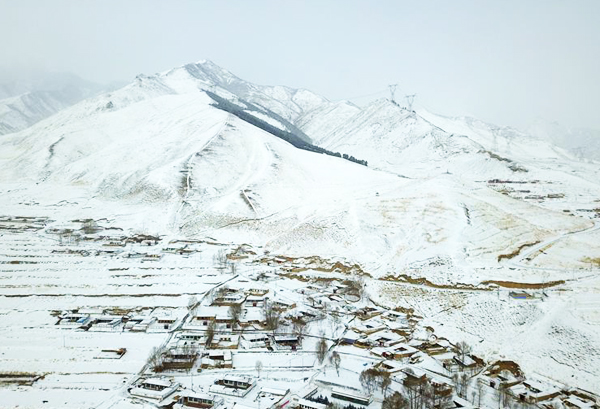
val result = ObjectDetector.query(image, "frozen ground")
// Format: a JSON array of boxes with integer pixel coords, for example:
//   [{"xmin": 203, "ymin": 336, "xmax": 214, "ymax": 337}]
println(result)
[{"xmin": 0, "ymin": 60, "xmax": 599, "ymax": 407}]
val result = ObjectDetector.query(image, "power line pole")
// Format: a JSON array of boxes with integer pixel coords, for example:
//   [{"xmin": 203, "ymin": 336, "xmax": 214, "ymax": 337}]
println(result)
[
  {"xmin": 388, "ymin": 84, "xmax": 398, "ymax": 103},
  {"xmin": 405, "ymin": 94, "xmax": 416, "ymax": 111}
]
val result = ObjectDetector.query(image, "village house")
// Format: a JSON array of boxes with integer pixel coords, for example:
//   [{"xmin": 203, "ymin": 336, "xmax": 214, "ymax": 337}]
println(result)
[
  {"xmin": 58, "ymin": 312, "xmax": 91, "ymax": 327},
  {"xmin": 177, "ymin": 332, "xmax": 205, "ymax": 344},
  {"xmin": 295, "ymin": 397, "xmax": 327, "ymax": 409},
  {"xmin": 150, "ymin": 314, "xmax": 180, "ymax": 331},
  {"xmin": 272, "ymin": 297, "xmax": 297, "ymax": 311},
  {"xmin": 354, "ymin": 306, "xmax": 383, "ymax": 320},
  {"xmin": 365, "ymin": 330, "xmax": 404, "ymax": 347},
  {"xmin": 244, "ymin": 295, "xmax": 266, "ymax": 308},
  {"xmin": 92, "ymin": 315, "xmax": 123, "ymax": 331},
  {"xmin": 129, "ymin": 377, "xmax": 180, "ymax": 401},
  {"xmin": 331, "ymin": 388, "xmax": 372, "ymax": 407},
  {"xmin": 241, "ymin": 333, "xmax": 270, "ymax": 349},
  {"xmin": 340, "ymin": 330, "xmax": 361, "ymax": 345},
  {"xmin": 200, "ymin": 350, "xmax": 233, "ymax": 369},
  {"xmin": 238, "ymin": 311, "xmax": 263, "ymax": 329},
  {"xmin": 209, "ymin": 375, "xmax": 255, "ymax": 397},
  {"xmin": 562, "ymin": 392, "xmax": 600, "ymax": 409},
  {"xmin": 161, "ymin": 346, "xmax": 197, "ymax": 370},
  {"xmin": 209, "ymin": 334, "xmax": 240, "ymax": 349},
  {"xmin": 508, "ymin": 378, "xmax": 562, "ymax": 404},
  {"xmin": 174, "ymin": 391, "xmax": 223, "ymax": 409},
  {"xmin": 191, "ymin": 306, "xmax": 233, "ymax": 328},
  {"xmin": 443, "ymin": 353, "xmax": 485, "ymax": 374},
  {"xmin": 351, "ymin": 317, "xmax": 386, "ymax": 337},
  {"xmin": 412, "ymin": 339, "xmax": 451, "ymax": 356},
  {"xmin": 126, "ymin": 316, "xmax": 156, "ymax": 332},
  {"xmin": 371, "ymin": 343, "xmax": 418, "ymax": 360},
  {"xmin": 483, "ymin": 360, "xmax": 524, "ymax": 389},
  {"xmin": 375, "ymin": 359, "xmax": 405, "ymax": 374},
  {"xmin": 246, "ymin": 287, "xmax": 269, "ymax": 297},
  {"xmin": 211, "ymin": 292, "xmax": 246, "ymax": 307},
  {"xmin": 273, "ymin": 335, "xmax": 301, "ymax": 351}
]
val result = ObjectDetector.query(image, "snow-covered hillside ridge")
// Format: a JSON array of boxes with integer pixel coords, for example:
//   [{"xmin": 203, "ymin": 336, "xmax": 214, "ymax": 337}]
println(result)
[
  {"xmin": 0, "ymin": 58, "xmax": 598, "ymax": 280},
  {"xmin": 527, "ymin": 119, "xmax": 600, "ymax": 161},
  {"xmin": 1, "ymin": 59, "xmax": 600, "ymax": 396},
  {"xmin": 0, "ymin": 72, "xmax": 115, "ymax": 135}
]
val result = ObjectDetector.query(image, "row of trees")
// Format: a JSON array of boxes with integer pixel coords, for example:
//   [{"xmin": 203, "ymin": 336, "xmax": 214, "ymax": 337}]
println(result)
[{"xmin": 207, "ymin": 90, "xmax": 368, "ymax": 167}]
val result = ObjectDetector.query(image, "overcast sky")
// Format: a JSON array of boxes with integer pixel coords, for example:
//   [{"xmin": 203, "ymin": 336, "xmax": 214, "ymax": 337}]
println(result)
[{"xmin": 1, "ymin": 0, "xmax": 599, "ymax": 130}]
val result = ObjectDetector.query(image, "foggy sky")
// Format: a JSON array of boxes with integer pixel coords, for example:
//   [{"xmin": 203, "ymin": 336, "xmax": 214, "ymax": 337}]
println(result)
[{"xmin": 1, "ymin": 0, "xmax": 599, "ymax": 130}]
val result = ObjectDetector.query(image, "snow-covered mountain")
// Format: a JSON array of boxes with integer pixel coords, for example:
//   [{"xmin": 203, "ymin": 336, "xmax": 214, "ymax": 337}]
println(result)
[
  {"xmin": 2, "ymin": 60, "xmax": 600, "ymax": 393},
  {"xmin": 527, "ymin": 119, "xmax": 600, "ymax": 161},
  {"xmin": 1, "ymin": 59, "xmax": 597, "ymax": 277},
  {"xmin": 0, "ymin": 72, "xmax": 118, "ymax": 135}
]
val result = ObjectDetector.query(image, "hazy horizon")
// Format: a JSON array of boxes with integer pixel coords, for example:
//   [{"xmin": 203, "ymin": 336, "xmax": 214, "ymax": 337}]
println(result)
[{"xmin": 1, "ymin": 0, "xmax": 599, "ymax": 131}]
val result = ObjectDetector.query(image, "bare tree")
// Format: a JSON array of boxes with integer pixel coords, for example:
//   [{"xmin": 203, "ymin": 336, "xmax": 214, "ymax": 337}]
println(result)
[
  {"xmin": 381, "ymin": 371, "xmax": 392, "ymax": 395},
  {"xmin": 316, "ymin": 335, "xmax": 328, "ymax": 364},
  {"xmin": 453, "ymin": 372, "xmax": 471, "ymax": 398},
  {"xmin": 205, "ymin": 320, "xmax": 216, "ymax": 348},
  {"xmin": 404, "ymin": 369, "xmax": 427, "ymax": 409},
  {"xmin": 382, "ymin": 392, "xmax": 408, "ymax": 409},
  {"xmin": 346, "ymin": 277, "xmax": 366, "ymax": 300},
  {"xmin": 455, "ymin": 341, "xmax": 472, "ymax": 362},
  {"xmin": 292, "ymin": 318, "xmax": 306, "ymax": 339},
  {"xmin": 422, "ymin": 382, "xmax": 435, "ymax": 409},
  {"xmin": 359, "ymin": 368, "xmax": 389, "ymax": 395},
  {"xmin": 213, "ymin": 249, "xmax": 229, "ymax": 270},
  {"xmin": 264, "ymin": 301, "xmax": 281, "ymax": 335},
  {"xmin": 496, "ymin": 383, "xmax": 512, "ymax": 409},
  {"xmin": 255, "ymin": 360, "xmax": 263, "ymax": 378},
  {"xmin": 477, "ymin": 380, "xmax": 485, "ymax": 408},
  {"xmin": 229, "ymin": 303, "xmax": 242, "ymax": 330},
  {"xmin": 359, "ymin": 368, "xmax": 379, "ymax": 394},
  {"xmin": 148, "ymin": 346, "xmax": 163, "ymax": 372},
  {"xmin": 329, "ymin": 351, "xmax": 341, "ymax": 376}
]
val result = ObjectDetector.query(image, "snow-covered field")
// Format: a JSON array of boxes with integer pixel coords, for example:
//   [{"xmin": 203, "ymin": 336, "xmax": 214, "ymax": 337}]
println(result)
[{"xmin": 0, "ymin": 60, "xmax": 599, "ymax": 407}]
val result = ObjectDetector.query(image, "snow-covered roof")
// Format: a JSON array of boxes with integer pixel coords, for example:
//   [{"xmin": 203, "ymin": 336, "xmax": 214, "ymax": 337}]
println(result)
[{"xmin": 142, "ymin": 378, "xmax": 172, "ymax": 387}]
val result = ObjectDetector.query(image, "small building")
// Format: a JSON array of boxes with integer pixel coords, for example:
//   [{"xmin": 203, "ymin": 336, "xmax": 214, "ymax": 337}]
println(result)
[
  {"xmin": 93, "ymin": 316, "xmax": 123, "ymax": 330},
  {"xmin": 200, "ymin": 350, "xmax": 233, "ymax": 369},
  {"xmin": 174, "ymin": 391, "xmax": 223, "ymax": 408},
  {"xmin": 244, "ymin": 295, "xmax": 266, "ymax": 308},
  {"xmin": 331, "ymin": 388, "xmax": 372, "ymax": 406},
  {"xmin": 212, "ymin": 293, "xmax": 246, "ymax": 307},
  {"xmin": 341, "ymin": 330, "xmax": 361, "ymax": 345},
  {"xmin": 154, "ymin": 316, "xmax": 179, "ymax": 331},
  {"xmin": 219, "ymin": 375, "xmax": 254, "ymax": 390},
  {"xmin": 209, "ymin": 375, "xmax": 255, "ymax": 397},
  {"xmin": 509, "ymin": 291, "xmax": 535, "ymax": 300},
  {"xmin": 273, "ymin": 335, "xmax": 301, "ymax": 351},
  {"xmin": 296, "ymin": 398, "xmax": 327, "ymax": 409},
  {"xmin": 241, "ymin": 333, "xmax": 270, "ymax": 349},
  {"xmin": 58, "ymin": 313, "xmax": 91, "ymax": 327},
  {"xmin": 129, "ymin": 377, "xmax": 180, "ymax": 401},
  {"xmin": 178, "ymin": 333, "xmax": 205, "ymax": 343}
]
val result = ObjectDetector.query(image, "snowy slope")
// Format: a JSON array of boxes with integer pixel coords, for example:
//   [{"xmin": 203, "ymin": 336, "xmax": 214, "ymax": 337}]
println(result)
[
  {"xmin": 527, "ymin": 119, "xmax": 600, "ymax": 161},
  {"xmin": 172, "ymin": 60, "xmax": 329, "ymax": 127},
  {"xmin": 0, "ymin": 73, "xmax": 111, "ymax": 135},
  {"xmin": 0, "ymin": 62, "xmax": 597, "ymax": 280},
  {"xmin": 1, "ymin": 61, "xmax": 600, "ymax": 398}
]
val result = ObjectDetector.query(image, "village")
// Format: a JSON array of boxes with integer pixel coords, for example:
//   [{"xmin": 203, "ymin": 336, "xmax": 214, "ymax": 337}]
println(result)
[
  {"xmin": 45, "ymin": 233, "xmax": 598, "ymax": 409},
  {"xmin": 0, "ymin": 216, "xmax": 598, "ymax": 409}
]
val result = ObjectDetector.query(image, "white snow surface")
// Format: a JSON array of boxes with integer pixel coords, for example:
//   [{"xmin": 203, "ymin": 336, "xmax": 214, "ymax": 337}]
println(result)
[{"xmin": 1, "ymin": 60, "xmax": 600, "ymax": 405}]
